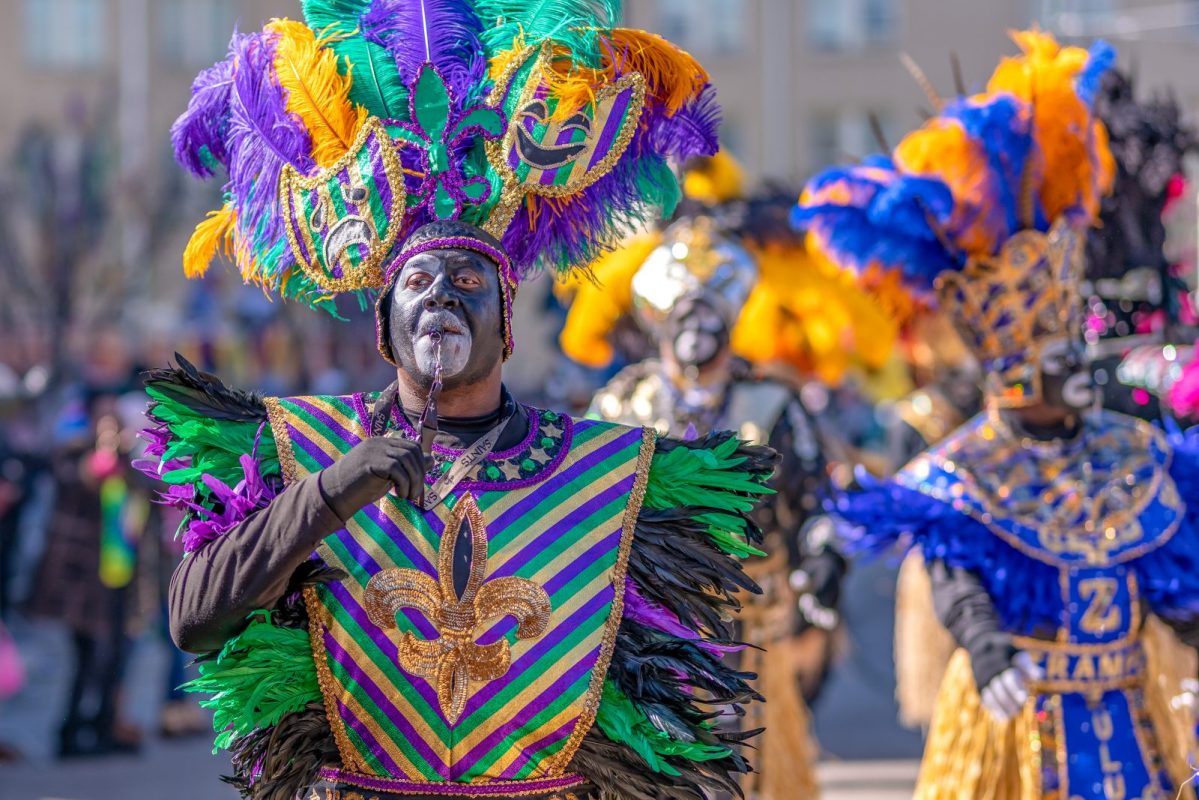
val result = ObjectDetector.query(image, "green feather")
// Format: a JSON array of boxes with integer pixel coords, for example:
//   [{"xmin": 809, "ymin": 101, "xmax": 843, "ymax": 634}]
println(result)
[
  {"xmin": 594, "ymin": 679, "xmax": 731, "ymax": 775},
  {"xmin": 642, "ymin": 437, "xmax": 773, "ymax": 558},
  {"xmin": 301, "ymin": 0, "xmax": 410, "ymax": 120},
  {"xmin": 181, "ymin": 611, "xmax": 321, "ymax": 753},
  {"xmin": 471, "ymin": 0, "xmax": 621, "ymax": 64}
]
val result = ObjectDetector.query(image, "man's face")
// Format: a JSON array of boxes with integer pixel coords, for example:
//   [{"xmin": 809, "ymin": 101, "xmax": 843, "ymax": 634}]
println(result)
[
  {"xmin": 1037, "ymin": 337, "xmax": 1094, "ymax": 411},
  {"xmin": 662, "ymin": 295, "xmax": 731, "ymax": 375},
  {"xmin": 387, "ymin": 247, "xmax": 504, "ymax": 389}
]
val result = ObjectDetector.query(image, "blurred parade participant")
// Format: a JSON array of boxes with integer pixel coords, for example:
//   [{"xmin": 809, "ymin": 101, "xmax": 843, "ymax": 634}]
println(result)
[
  {"xmin": 798, "ymin": 31, "xmax": 1199, "ymax": 798},
  {"xmin": 144, "ymin": 4, "xmax": 775, "ymax": 799},
  {"xmin": 562, "ymin": 165, "xmax": 898, "ymax": 798},
  {"xmin": 1084, "ymin": 68, "xmax": 1196, "ymax": 418},
  {"xmin": 28, "ymin": 387, "xmax": 150, "ymax": 757}
]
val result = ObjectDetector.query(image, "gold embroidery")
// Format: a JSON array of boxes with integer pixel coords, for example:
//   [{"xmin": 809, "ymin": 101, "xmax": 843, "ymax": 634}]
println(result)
[
  {"xmin": 1079, "ymin": 577, "xmax": 1123, "ymax": 635},
  {"xmin": 264, "ymin": 397, "xmax": 301, "ymax": 486},
  {"xmin": 304, "ymin": 586, "xmax": 366, "ymax": 773},
  {"xmin": 279, "ymin": 119, "xmax": 407, "ymax": 293},
  {"xmin": 364, "ymin": 494, "xmax": 551, "ymax": 723}
]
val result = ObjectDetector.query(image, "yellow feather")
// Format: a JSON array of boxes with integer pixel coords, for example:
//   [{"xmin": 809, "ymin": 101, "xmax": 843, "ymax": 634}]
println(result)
[
  {"xmin": 559, "ymin": 234, "xmax": 661, "ymax": 368},
  {"xmin": 182, "ymin": 205, "xmax": 235, "ymax": 279},
  {"xmin": 266, "ymin": 19, "xmax": 367, "ymax": 168}
]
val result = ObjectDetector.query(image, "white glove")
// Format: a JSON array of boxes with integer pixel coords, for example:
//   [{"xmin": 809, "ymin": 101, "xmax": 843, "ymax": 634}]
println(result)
[{"xmin": 980, "ymin": 651, "xmax": 1043, "ymax": 722}]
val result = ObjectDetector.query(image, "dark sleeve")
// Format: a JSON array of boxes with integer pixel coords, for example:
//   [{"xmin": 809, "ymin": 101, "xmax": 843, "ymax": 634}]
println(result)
[
  {"xmin": 168, "ymin": 472, "xmax": 343, "ymax": 653},
  {"xmin": 928, "ymin": 558, "xmax": 1016, "ymax": 691},
  {"xmin": 761, "ymin": 397, "xmax": 827, "ymax": 567}
]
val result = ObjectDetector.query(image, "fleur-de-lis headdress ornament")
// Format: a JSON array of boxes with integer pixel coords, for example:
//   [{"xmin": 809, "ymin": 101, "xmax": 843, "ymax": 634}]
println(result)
[
  {"xmin": 171, "ymin": 0, "xmax": 721, "ymax": 359},
  {"xmin": 794, "ymin": 30, "xmax": 1117, "ymax": 406}
]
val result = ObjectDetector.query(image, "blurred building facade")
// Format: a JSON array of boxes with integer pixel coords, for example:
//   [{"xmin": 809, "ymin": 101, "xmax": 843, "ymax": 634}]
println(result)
[
  {"xmin": 1, "ymin": 0, "xmax": 1197, "ymax": 386},
  {"xmin": 624, "ymin": 0, "xmax": 1199, "ymax": 182}
]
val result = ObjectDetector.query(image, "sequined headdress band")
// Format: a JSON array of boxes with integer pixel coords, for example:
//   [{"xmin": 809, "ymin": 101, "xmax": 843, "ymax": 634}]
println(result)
[{"xmin": 794, "ymin": 30, "xmax": 1116, "ymax": 407}]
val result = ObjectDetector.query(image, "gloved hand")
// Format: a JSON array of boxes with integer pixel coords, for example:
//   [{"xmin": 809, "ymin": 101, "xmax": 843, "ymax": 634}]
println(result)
[
  {"xmin": 980, "ymin": 651, "xmax": 1043, "ymax": 722},
  {"xmin": 318, "ymin": 435, "xmax": 429, "ymax": 521}
]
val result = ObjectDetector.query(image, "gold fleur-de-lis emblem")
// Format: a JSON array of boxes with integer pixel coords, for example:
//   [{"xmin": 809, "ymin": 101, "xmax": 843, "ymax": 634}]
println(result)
[{"xmin": 363, "ymin": 494, "xmax": 551, "ymax": 723}]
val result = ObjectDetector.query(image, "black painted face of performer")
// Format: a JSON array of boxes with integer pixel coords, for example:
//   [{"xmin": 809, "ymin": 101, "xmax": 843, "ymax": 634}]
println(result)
[
  {"xmin": 661, "ymin": 295, "xmax": 732, "ymax": 381},
  {"xmin": 1037, "ymin": 337, "xmax": 1094, "ymax": 412},
  {"xmin": 386, "ymin": 247, "xmax": 506, "ymax": 392}
]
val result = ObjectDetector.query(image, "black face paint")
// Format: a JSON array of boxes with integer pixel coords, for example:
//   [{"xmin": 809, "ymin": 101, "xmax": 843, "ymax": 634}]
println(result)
[
  {"xmin": 1038, "ymin": 338, "xmax": 1094, "ymax": 411},
  {"xmin": 387, "ymin": 248, "xmax": 505, "ymax": 390},
  {"xmin": 664, "ymin": 296, "xmax": 731, "ymax": 371}
]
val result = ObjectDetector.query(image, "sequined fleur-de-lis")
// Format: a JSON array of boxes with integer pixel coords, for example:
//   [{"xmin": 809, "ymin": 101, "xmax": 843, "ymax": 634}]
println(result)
[{"xmin": 363, "ymin": 494, "xmax": 551, "ymax": 723}]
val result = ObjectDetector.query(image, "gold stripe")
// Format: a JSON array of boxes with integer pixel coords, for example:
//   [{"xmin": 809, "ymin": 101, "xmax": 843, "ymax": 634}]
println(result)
[
  {"xmin": 286, "ymin": 413, "xmax": 352, "ymax": 466},
  {"xmin": 481, "ymin": 424, "xmax": 630, "ymax": 519},
  {"xmin": 305, "ymin": 586, "xmax": 367, "ymax": 773},
  {"xmin": 321, "ymin": 600, "xmax": 455, "ymax": 770},
  {"xmin": 542, "ymin": 426, "xmax": 655, "ymax": 777},
  {"xmin": 264, "ymin": 396, "xmax": 301, "ymax": 486},
  {"xmin": 452, "ymin": 579, "xmax": 617, "ymax": 756},
  {"xmin": 489, "ymin": 704, "xmax": 581, "ymax": 777},
  {"xmin": 486, "ymin": 470, "xmax": 629, "ymax": 572}
]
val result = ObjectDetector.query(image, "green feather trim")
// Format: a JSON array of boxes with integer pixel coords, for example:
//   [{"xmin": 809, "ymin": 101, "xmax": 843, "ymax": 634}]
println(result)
[
  {"xmin": 181, "ymin": 611, "xmax": 321, "ymax": 753},
  {"xmin": 594, "ymin": 679, "xmax": 732, "ymax": 776},
  {"xmin": 472, "ymin": 0, "xmax": 621, "ymax": 65},
  {"xmin": 301, "ymin": 0, "xmax": 411, "ymax": 121},
  {"xmin": 146, "ymin": 387, "xmax": 281, "ymax": 494},
  {"xmin": 643, "ymin": 436, "xmax": 773, "ymax": 558}
]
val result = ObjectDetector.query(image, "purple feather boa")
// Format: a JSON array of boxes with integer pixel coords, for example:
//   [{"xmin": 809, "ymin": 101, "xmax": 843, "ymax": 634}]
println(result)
[
  {"xmin": 226, "ymin": 30, "xmax": 314, "ymax": 263},
  {"xmin": 363, "ymin": 0, "xmax": 486, "ymax": 106},
  {"xmin": 171, "ymin": 33, "xmax": 244, "ymax": 178}
]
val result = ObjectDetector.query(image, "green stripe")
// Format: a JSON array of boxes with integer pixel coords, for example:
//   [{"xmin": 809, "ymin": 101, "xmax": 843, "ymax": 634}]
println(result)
[
  {"xmin": 483, "ymin": 439, "xmax": 640, "ymax": 554},
  {"xmin": 457, "ymin": 556, "xmax": 614, "ymax": 731},
  {"xmin": 342, "ymin": 716, "xmax": 389, "ymax": 775},
  {"xmin": 468, "ymin": 605, "xmax": 609, "ymax": 776},
  {"xmin": 358, "ymin": 144, "xmax": 390, "ymax": 238},
  {"xmin": 280, "ymin": 399, "xmax": 356, "ymax": 460},
  {"xmin": 514, "ymin": 493, "xmax": 625, "ymax": 580},
  {"xmin": 325, "ymin": 650, "xmax": 443, "ymax": 778},
  {"xmin": 320, "ymin": 590, "xmax": 451, "ymax": 749},
  {"xmin": 510, "ymin": 672, "xmax": 593, "ymax": 779},
  {"xmin": 551, "ymin": 124, "xmax": 589, "ymax": 188},
  {"xmin": 482, "ymin": 670, "xmax": 591, "ymax": 779}
]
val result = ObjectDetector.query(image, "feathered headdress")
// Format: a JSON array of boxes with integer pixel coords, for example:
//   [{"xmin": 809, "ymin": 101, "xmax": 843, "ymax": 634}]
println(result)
[
  {"xmin": 559, "ymin": 187, "xmax": 897, "ymax": 385},
  {"xmin": 793, "ymin": 29, "xmax": 1115, "ymax": 406},
  {"xmin": 171, "ymin": 0, "xmax": 720, "ymax": 355}
]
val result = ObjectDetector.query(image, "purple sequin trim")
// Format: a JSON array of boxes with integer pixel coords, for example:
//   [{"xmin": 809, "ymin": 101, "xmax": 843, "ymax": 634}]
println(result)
[
  {"xmin": 383, "ymin": 236, "xmax": 514, "ymax": 286},
  {"xmin": 317, "ymin": 767, "xmax": 587, "ymax": 796}
]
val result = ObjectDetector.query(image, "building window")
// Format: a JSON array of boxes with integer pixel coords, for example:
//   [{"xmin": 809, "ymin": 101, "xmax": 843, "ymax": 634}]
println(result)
[
  {"xmin": 25, "ymin": 0, "xmax": 105, "ymax": 68},
  {"xmin": 807, "ymin": 108, "xmax": 896, "ymax": 174},
  {"xmin": 656, "ymin": 0, "xmax": 748, "ymax": 56},
  {"xmin": 1035, "ymin": 0, "xmax": 1116, "ymax": 35},
  {"xmin": 808, "ymin": 0, "xmax": 898, "ymax": 52},
  {"xmin": 157, "ymin": 0, "xmax": 237, "ymax": 67}
]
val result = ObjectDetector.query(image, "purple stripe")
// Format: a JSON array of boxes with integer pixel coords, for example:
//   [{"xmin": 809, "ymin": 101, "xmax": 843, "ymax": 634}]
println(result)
[
  {"xmin": 352, "ymin": 498, "xmax": 437, "ymax": 575},
  {"xmin": 373, "ymin": 139, "xmax": 396, "ymax": 219},
  {"xmin": 587, "ymin": 89, "xmax": 632, "ymax": 171},
  {"xmin": 323, "ymin": 626, "xmax": 451, "ymax": 778},
  {"xmin": 287, "ymin": 422, "xmax": 339, "ymax": 469},
  {"xmin": 319, "ymin": 767, "xmax": 586, "ymax": 795},
  {"xmin": 537, "ymin": 116, "xmax": 583, "ymax": 186},
  {"xmin": 457, "ymin": 646, "xmax": 599, "ymax": 776},
  {"xmin": 326, "ymin": 567, "xmax": 440, "ymax": 648},
  {"xmin": 497, "ymin": 717, "xmax": 576, "ymax": 780},
  {"xmin": 490, "ymin": 428, "xmax": 641, "ymax": 532},
  {"xmin": 478, "ymin": 529, "xmax": 620, "ymax": 645},
  {"xmin": 288, "ymin": 397, "xmax": 363, "ymax": 446},
  {"xmin": 488, "ymin": 475, "xmax": 633, "ymax": 581},
  {"xmin": 460, "ymin": 586, "xmax": 612, "ymax": 720},
  {"xmin": 334, "ymin": 694, "xmax": 406, "ymax": 776},
  {"xmin": 291, "ymin": 194, "xmax": 313, "ymax": 261}
]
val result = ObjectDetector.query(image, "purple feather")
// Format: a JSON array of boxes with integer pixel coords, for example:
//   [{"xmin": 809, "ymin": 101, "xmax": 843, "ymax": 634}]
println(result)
[
  {"xmin": 647, "ymin": 83, "xmax": 721, "ymax": 161},
  {"xmin": 171, "ymin": 33, "xmax": 251, "ymax": 178},
  {"xmin": 361, "ymin": 0, "xmax": 486, "ymax": 103},
  {"xmin": 624, "ymin": 579, "xmax": 741, "ymax": 656},
  {"xmin": 500, "ymin": 125, "xmax": 681, "ymax": 275},
  {"xmin": 225, "ymin": 31, "xmax": 315, "ymax": 260}
]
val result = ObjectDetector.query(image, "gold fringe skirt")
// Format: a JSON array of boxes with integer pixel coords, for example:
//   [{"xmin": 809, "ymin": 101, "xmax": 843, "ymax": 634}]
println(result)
[{"xmin": 915, "ymin": 636, "xmax": 1196, "ymax": 800}]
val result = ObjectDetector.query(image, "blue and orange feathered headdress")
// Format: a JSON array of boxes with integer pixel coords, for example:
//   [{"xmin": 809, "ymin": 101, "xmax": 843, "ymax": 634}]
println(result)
[
  {"xmin": 794, "ymin": 30, "xmax": 1116, "ymax": 406},
  {"xmin": 171, "ymin": 0, "xmax": 720, "ymax": 354}
]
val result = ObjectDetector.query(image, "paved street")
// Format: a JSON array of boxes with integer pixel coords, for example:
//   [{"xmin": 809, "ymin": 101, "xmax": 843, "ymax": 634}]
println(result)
[{"xmin": 0, "ymin": 560, "xmax": 923, "ymax": 799}]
